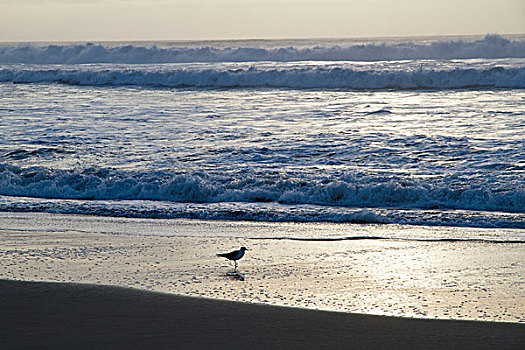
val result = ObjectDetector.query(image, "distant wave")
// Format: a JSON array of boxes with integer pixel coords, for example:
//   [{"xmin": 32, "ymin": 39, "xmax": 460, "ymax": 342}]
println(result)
[
  {"xmin": 1, "ymin": 63, "xmax": 524, "ymax": 89},
  {"xmin": 1, "ymin": 35, "xmax": 524, "ymax": 64},
  {"xmin": 1, "ymin": 164, "xmax": 523, "ymax": 217}
]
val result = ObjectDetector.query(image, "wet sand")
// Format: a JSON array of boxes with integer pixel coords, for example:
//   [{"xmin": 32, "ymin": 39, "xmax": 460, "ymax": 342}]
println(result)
[
  {"xmin": 1, "ymin": 215, "xmax": 524, "ymax": 323},
  {"xmin": 1, "ymin": 279, "xmax": 524, "ymax": 350}
]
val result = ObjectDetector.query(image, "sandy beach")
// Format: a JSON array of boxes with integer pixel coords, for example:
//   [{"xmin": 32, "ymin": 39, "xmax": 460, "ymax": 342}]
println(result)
[
  {"xmin": 1, "ymin": 212, "xmax": 524, "ymax": 348},
  {"xmin": 1, "ymin": 212, "xmax": 524, "ymax": 322}
]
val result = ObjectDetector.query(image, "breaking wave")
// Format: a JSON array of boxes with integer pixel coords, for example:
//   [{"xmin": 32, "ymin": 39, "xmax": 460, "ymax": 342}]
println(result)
[
  {"xmin": 1, "ymin": 63, "xmax": 524, "ymax": 89},
  {"xmin": 1, "ymin": 164, "xmax": 523, "ymax": 214}
]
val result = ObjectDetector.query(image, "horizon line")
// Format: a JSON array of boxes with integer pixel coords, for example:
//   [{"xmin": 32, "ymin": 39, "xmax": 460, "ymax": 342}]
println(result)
[{"xmin": 2, "ymin": 32, "xmax": 525, "ymax": 45}]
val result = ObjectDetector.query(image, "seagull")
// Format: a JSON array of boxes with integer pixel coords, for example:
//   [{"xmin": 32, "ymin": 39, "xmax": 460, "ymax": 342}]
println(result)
[{"xmin": 217, "ymin": 247, "xmax": 248, "ymax": 272}]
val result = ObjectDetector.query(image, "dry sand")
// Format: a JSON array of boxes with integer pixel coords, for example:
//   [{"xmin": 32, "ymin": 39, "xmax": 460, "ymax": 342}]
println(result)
[{"xmin": 1, "ymin": 279, "xmax": 524, "ymax": 350}]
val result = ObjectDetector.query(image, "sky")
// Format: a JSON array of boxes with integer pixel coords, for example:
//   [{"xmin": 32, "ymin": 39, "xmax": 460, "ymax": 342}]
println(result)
[{"xmin": 1, "ymin": 0, "xmax": 524, "ymax": 42}]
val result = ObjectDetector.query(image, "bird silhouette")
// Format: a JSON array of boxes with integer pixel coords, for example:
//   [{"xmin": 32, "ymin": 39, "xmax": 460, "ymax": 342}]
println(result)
[{"xmin": 217, "ymin": 247, "xmax": 247, "ymax": 272}]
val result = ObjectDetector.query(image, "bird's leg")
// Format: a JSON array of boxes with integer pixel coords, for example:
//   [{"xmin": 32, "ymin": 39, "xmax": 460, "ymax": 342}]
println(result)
[{"xmin": 234, "ymin": 261, "xmax": 238, "ymax": 272}]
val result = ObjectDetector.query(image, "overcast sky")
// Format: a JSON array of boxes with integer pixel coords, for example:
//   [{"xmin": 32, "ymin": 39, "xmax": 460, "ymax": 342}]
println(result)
[{"xmin": 1, "ymin": 0, "xmax": 524, "ymax": 42}]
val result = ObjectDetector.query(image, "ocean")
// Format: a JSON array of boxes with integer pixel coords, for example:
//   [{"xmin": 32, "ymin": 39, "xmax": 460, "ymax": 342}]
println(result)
[{"xmin": 1, "ymin": 34, "xmax": 524, "ymax": 242}]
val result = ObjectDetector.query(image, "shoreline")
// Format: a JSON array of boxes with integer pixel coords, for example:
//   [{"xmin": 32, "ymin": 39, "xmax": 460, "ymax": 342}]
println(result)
[{"xmin": 1, "ymin": 279, "xmax": 524, "ymax": 350}]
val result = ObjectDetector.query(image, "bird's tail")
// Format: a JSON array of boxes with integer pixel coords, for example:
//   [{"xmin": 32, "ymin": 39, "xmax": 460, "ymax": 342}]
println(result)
[{"xmin": 217, "ymin": 253, "xmax": 226, "ymax": 257}]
